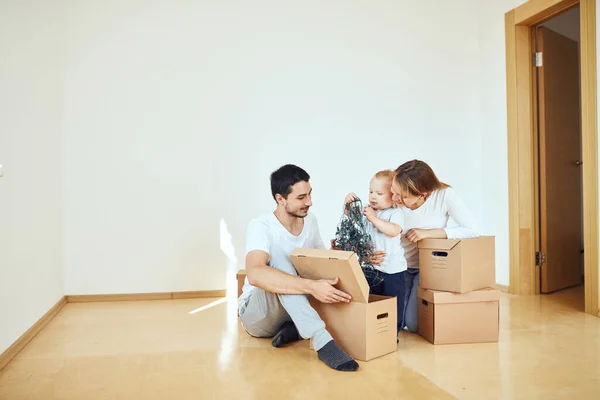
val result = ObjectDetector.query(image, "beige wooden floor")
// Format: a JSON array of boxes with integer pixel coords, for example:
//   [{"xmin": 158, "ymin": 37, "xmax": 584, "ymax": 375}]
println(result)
[{"xmin": 0, "ymin": 286, "xmax": 598, "ymax": 400}]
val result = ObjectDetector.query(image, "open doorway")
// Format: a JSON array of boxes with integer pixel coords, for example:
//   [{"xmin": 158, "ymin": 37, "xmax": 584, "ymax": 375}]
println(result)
[
  {"xmin": 504, "ymin": 0, "xmax": 599, "ymax": 317},
  {"xmin": 535, "ymin": 6, "xmax": 584, "ymax": 309}
]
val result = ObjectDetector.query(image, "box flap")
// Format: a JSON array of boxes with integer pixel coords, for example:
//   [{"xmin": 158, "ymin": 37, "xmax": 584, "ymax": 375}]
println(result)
[
  {"xmin": 418, "ymin": 287, "xmax": 436, "ymax": 304},
  {"xmin": 290, "ymin": 248, "xmax": 370, "ymax": 303},
  {"xmin": 417, "ymin": 287, "xmax": 501, "ymax": 304},
  {"xmin": 418, "ymin": 239, "xmax": 461, "ymax": 250}
]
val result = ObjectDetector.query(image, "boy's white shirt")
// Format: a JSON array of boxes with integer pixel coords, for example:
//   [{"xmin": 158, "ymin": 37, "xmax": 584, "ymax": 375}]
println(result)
[
  {"xmin": 362, "ymin": 207, "xmax": 407, "ymax": 275},
  {"xmin": 238, "ymin": 212, "xmax": 326, "ymax": 310}
]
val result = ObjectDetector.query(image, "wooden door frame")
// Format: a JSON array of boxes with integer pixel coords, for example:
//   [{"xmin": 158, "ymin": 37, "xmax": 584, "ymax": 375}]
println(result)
[{"xmin": 506, "ymin": 0, "xmax": 599, "ymax": 316}]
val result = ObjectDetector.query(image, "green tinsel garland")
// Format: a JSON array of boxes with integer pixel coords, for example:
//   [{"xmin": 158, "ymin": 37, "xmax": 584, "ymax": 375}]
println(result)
[{"xmin": 332, "ymin": 198, "xmax": 383, "ymax": 288}]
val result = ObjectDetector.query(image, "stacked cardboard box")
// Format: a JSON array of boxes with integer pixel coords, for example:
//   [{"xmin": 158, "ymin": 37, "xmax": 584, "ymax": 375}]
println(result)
[
  {"xmin": 290, "ymin": 248, "xmax": 398, "ymax": 361},
  {"xmin": 236, "ymin": 269, "xmax": 247, "ymax": 298},
  {"xmin": 416, "ymin": 236, "xmax": 500, "ymax": 344}
]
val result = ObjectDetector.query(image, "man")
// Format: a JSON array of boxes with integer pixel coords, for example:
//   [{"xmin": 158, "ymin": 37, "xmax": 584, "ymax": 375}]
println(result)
[{"xmin": 238, "ymin": 164, "xmax": 359, "ymax": 371}]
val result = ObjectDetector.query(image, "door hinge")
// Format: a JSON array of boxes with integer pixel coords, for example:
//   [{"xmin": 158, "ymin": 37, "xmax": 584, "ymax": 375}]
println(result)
[
  {"xmin": 536, "ymin": 251, "xmax": 546, "ymax": 266},
  {"xmin": 534, "ymin": 52, "xmax": 543, "ymax": 67}
]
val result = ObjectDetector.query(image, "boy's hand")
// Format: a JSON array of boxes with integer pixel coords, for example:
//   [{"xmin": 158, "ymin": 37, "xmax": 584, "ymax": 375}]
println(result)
[
  {"xmin": 363, "ymin": 206, "xmax": 376, "ymax": 222},
  {"xmin": 344, "ymin": 192, "xmax": 358, "ymax": 205}
]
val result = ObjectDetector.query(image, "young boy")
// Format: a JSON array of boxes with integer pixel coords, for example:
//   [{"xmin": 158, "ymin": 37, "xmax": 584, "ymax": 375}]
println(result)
[{"xmin": 344, "ymin": 170, "xmax": 408, "ymax": 333}]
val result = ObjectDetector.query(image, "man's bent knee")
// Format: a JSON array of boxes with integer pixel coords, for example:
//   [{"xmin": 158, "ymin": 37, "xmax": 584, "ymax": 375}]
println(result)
[{"xmin": 242, "ymin": 322, "xmax": 277, "ymax": 338}]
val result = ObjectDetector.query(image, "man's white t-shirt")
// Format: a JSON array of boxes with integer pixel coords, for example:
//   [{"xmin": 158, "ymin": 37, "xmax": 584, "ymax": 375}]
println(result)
[
  {"xmin": 238, "ymin": 212, "xmax": 326, "ymax": 310},
  {"xmin": 362, "ymin": 208, "xmax": 407, "ymax": 275},
  {"xmin": 400, "ymin": 187, "xmax": 480, "ymax": 269}
]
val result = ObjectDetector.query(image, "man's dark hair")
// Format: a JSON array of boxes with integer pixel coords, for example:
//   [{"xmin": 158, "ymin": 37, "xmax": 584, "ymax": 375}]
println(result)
[{"xmin": 270, "ymin": 164, "xmax": 310, "ymax": 201}]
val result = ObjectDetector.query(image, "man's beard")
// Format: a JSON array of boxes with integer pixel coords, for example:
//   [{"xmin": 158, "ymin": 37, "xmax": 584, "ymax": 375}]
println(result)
[{"xmin": 286, "ymin": 205, "xmax": 309, "ymax": 218}]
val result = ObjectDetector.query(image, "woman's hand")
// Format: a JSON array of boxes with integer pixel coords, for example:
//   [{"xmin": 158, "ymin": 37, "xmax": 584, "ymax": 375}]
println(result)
[
  {"xmin": 405, "ymin": 228, "xmax": 430, "ymax": 243},
  {"xmin": 405, "ymin": 228, "xmax": 447, "ymax": 242},
  {"xmin": 370, "ymin": 250, "xmax": 386, "ymax": 265}
]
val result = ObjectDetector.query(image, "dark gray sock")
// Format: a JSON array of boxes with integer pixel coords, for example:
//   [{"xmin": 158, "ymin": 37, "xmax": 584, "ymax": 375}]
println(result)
[
  {"xmin": 272, "ymin": 321, "xmax": 300, "ymax": 348},
  {"xmin": 317, "ymin": 340, "xmax": 359, "ymax": 371}
]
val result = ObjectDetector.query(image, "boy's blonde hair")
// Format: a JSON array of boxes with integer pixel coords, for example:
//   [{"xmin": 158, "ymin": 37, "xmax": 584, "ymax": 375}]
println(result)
[{"xmin": 374, "ymin": 169, "xmax": 395, "ymax": 182}]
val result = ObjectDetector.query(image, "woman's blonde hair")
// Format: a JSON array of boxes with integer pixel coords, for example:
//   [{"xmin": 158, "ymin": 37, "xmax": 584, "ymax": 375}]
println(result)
[{"xmin": 394, "ymin": 160, "xmax": 450, "ymax": 196}]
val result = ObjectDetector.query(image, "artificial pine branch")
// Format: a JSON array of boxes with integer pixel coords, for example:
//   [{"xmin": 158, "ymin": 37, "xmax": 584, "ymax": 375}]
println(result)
[{"xmin": 332, "ymin": 198, "xmax": 383, "ymax": 288}]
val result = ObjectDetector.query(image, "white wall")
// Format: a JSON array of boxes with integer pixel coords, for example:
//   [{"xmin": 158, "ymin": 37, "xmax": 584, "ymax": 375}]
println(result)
[
  {"xmin": 478, "ymin": 2, "xmax": 585, "ymax": 287},
  {"xmin": 477, "ymin": 0, "xmax": 527, "ymax": 286},
  {"xmin": 62, "ymin": 0, "xmax": 485, "ymax": 294},
  {"xmin": 0, "ymin": 1, "xmax": 65, "ymax": 353}
]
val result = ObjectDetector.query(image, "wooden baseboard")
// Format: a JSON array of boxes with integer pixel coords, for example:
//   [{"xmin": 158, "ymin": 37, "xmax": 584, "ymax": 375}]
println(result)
[
  {"xmin": 494, "ymin": 283, "xmax": 509, "ymax": 293},
  {"xmin": 66, "ymin": 290, "xmax": 227, "ymax": 303},
  {"xmin": 172, "ymin": 290, "xmax": 226, "ymax": 299},
  {"xmin": 0, "ymin": 296, "xmax": 67, "ymax": 371}
]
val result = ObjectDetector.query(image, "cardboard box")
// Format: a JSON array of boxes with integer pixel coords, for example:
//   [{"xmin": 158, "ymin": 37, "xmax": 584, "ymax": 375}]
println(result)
[
  {"xmin": 236, "ymin": 269, "xmax": 247, "ymax": 298},
  {"xmin": 418, "ymin": 287, "xmax": 500, "ymax": 344},
  {"xmin": 418, "ymin": 236, "xmax": 496, "ymax": 293},
  {"xmin": 290, "ymin": 248, "xmax": 397, "ymax": 362}
]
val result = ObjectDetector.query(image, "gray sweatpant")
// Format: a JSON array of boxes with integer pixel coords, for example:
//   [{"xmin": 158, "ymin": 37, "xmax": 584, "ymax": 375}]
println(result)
[{"xmin": 239, "ymin": 288, "xmax": 333, "ymax": 351}]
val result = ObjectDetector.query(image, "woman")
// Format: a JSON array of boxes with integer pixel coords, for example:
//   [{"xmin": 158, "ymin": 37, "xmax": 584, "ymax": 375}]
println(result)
[{"xmin": 391, "ymin": 160, "xmax": 480, "ymax": 332}]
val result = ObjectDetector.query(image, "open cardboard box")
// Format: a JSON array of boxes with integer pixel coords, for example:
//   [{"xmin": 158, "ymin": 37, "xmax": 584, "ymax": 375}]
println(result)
[
  {"xmin": 418, "ymin": 287, "xmax": 500, "ymax": 344},
  {"xmin": 418, "ymin": 236, "xmax": 496, "ymax": 293},
  {"xmin": 290, "ymin": 248, "xmax": 397, "ymax": 362},
  {"xmin": 236, "ymin": 269, "xmax": 247, "ymax": 298}
]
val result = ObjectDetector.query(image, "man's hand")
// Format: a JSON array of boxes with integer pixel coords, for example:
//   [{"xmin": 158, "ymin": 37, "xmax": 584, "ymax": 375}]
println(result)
[
  {"xmin": 370, "ymin": 250, "xmax": 386, "ymax": 265},
  {"xmin": 405, "ymin": 228, "xmax": 429, "ymax": 243},
  {"xmin": 310, "ymin": 277, "xmax": 352, "ymax": 304},
  {"xmin": 363, "ymin": 206, "xmax": 376, "ymax": 222}
]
